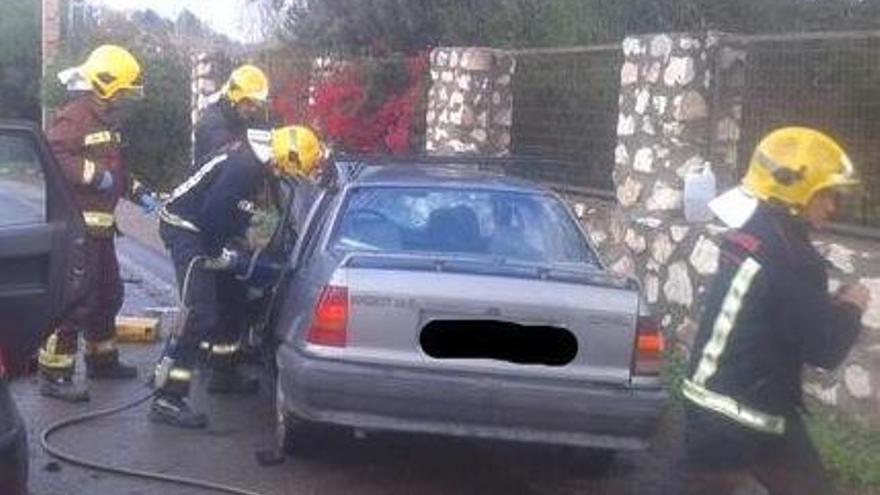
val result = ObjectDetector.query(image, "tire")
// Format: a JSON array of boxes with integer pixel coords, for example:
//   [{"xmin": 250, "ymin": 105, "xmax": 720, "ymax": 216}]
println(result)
[
  {"xmin": 274, "ymin": 379, "xmax": 320, "ymax": 456},
  {"xmin": 0, "ymin": 382, "xmax": 28, "ymax": 495},
  {"xmin": 558, "ymin": 446, "xmax": 617, "ymax": 474}
]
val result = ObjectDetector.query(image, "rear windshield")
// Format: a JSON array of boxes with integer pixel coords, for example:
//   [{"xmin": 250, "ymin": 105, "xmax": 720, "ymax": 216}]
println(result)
[{"xmin": 330, "ymin": 186, "xmax": 596, "ymax": 265}]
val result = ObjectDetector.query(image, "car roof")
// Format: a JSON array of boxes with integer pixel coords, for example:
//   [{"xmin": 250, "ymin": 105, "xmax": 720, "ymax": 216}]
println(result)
[{"xmin": 341, "ymin": 163, "xmax": 551, "ymax": 194}]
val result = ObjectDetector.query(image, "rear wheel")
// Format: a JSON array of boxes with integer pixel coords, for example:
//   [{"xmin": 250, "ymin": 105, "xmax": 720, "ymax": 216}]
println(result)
[
  {"xmin": 274, "ymin": 380, "xmax": 320, "ymax": 456},
  {"xmin": 558, "ymin": 446, "xmax": 617, "ymax": 474},
  {"xmin": 0, "ymin": 382, "xmax": 27, "ymax": 495}
]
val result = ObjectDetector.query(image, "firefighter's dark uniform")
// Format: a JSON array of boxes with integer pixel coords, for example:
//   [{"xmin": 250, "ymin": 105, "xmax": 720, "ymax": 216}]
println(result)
[
  {"xmin": 681, "ymin": 203, "xmax": 862, "ymax": 494},
  {"xmin": 39, "ymin": 94, "xmax": 147, "ymax": 380},
  {"xmin": 193, "ymin": 97, "xmax": 247, "ymax": 167},
  {"xmin": 157, "ymin": 141, "xmax": 267, "ymax": 399}
]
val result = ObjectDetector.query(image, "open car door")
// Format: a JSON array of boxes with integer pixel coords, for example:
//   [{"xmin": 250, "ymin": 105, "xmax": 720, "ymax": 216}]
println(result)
[{"xmin": 0, "ymin": 121, "xmax": 91, "ymax": 373}]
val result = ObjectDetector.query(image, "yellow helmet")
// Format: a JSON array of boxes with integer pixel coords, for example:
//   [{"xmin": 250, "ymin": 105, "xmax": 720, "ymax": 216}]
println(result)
[
  {"xmin": 271, "ymin": 126, "xmax": 323, "ymax": 179},
  {"xmin": 80, "ymin": 45, "xmax": 143, "ymax": 100},
  {"xmin": 742, "ymin": 127, "xmax": 858, "ymax": 209},
  {"xmin": 224, "ymin": 65, "xmax": 269, "ymax": 104}
]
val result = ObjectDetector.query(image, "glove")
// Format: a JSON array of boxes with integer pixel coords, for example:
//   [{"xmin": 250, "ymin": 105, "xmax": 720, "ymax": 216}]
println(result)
[
  {"xmin": 138, "ymin": 193, "xmax": 161, "ymax": 215},
  {"xmin": 203, "ymin": 248, "xmax": 239, "ymax": 271},
  {"xmin": 245, "ymin": 256, "xmax": 284, "ymax": 289},
  {"xmin": 203, "ymin": 247, "xmax": 250, "ymax": 275},
  {"xmin": 96, "ymin": 170, "xmax": 114, "ymax": 191}
]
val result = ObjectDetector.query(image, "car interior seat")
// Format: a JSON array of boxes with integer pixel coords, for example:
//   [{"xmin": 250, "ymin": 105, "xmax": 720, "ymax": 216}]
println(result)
[{"xmin": 426, "ymin": 205, "xmax": 482, "ymax": 253}]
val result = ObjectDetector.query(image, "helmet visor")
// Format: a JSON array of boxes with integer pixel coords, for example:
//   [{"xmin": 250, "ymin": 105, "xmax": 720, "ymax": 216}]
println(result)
[
  {"xmin": 115, "ymin": 85, "xmax": 145, "ymax": 101},
  {"xmin": 814, "ymin": 173, "xmax": 860, "ymax": 196}
]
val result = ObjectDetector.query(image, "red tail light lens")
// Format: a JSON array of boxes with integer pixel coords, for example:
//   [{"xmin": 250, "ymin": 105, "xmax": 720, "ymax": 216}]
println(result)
[
  {"xmin": 306, "ymin": 286, "xmax": 349, "ymax": 347},
  {"xmin": 633, "ymin": 316, "xmax": 664, "ymax": 376},
  {"xmin": 0, "ymin": 346, "xmax": 7, "ymax": 379}
]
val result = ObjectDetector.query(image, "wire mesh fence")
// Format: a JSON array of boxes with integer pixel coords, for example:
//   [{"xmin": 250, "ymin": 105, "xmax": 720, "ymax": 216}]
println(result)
[
  {"xmin": 214, "ymin": 32, "xmax": 880, "ymax": 230},
  {"xmin": 737, "ymin": 32, "xmax": 880, "ymax": 230},
  {"xmin": 509, "ymin": 46, "xmax": 622, "ymax": 192}
]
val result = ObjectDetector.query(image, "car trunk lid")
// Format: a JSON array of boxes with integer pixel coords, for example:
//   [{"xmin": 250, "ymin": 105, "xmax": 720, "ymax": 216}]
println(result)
[{"xmin": 304, "ymin": 254, "xmax": 643, "ymax": 385}]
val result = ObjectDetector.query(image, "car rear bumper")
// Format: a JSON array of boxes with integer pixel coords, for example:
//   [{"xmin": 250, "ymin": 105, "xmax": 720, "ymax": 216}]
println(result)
[{"xmin": 276, "ymin": 345, "xmax": 667, "ymax": 450}]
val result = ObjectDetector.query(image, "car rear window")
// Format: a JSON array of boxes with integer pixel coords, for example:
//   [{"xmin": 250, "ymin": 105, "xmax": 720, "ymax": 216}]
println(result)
[{"xmin": 330, "ymin": 186, "xmax": 596, "ymax": 265}]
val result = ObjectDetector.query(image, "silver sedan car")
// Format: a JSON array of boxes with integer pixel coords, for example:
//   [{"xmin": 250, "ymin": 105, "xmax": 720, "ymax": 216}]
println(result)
[{"xmin": 270, "ymin": 162, "xmax": 667, "ymax": 458}]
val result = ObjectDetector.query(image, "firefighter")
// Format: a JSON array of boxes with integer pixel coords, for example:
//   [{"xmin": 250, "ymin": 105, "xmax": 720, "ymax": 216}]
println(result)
[
  {"xmin": 39, "ymin": 45, "xmax": 160, "ymax": 402},
  {"xmin": 679, "ymin": 127, "xmax": 871, "ymax": 495},
  {"xmin": 193, "ymin": 64, "xmax": 270, "ymax": 165},
  {"xmin": 151, "ymin": 125, "xmax": 323, "ymax": 428}
]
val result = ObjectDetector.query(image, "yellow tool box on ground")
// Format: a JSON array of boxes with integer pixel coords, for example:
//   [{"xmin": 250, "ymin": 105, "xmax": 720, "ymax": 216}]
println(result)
[{"xmin": 115, "ymin": 316, "xmax": 160, "ymax": 343}]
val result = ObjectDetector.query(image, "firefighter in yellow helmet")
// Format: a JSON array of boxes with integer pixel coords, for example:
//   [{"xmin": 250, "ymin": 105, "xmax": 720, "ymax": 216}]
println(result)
[
  {"xmin": 193, "ymin": 64, "xmax": 270, "ymax": 164},
  {"xmin": 151, "ymin": 126, "xmax": 323, "ymax": 428},
  {"xmin": 39, "ymin": 45, "xmax": 159, "ymax": 402},
  {"xmin": 679, "ymin": 127, "xmax": 871, "ymax": 494}
]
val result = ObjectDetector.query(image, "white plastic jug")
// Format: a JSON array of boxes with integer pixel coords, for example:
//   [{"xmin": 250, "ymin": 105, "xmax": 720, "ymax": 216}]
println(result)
[{"xmin": 683, "ymin": 162, "xmax": 716, "ymax": 223}]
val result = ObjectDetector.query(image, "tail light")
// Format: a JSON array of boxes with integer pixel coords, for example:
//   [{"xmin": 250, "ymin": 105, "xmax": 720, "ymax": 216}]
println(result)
[
  {"xmin": 306, "ymin": 285, "xmax": 349, "ymax": 347},
  {"xmin": 633, "ymin": 316, "xmax": 664, "ymax": 376},
  {"xmin": 0, "ymin": 346, "xmax": 7, "ymax": 379}
]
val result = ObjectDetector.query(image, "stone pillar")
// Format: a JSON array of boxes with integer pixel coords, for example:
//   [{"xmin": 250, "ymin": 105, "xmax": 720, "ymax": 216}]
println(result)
[
  {"xmin": 190, "ymin": 52, "xmax": 223, "ymax": 165},
  {"xmin": 425, "ymin": 47, "xmax": 515, "ymax": 156},
  {"xmin": 612, "ymin": 33, "xmax": 745, "ymax": 348},
  {"xmin": 41, "ymin": 0, "xmax": 63, "ymax": 76},
  {"xmin": 42, "ymin": 0, "xmax": 64, "ymax": 128},
  {"xmin": 611, "ymin": 32, "xmax": 880, "ymax": 427}
]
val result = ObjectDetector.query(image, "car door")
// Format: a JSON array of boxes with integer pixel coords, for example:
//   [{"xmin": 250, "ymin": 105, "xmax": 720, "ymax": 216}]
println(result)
[
  {"xmin": 0, "ymin": 120, "xmax": 91, "ymax": 373},
  {"xmin": 270, "ymin": 186, "xmax": 338, "ymax": 344}
]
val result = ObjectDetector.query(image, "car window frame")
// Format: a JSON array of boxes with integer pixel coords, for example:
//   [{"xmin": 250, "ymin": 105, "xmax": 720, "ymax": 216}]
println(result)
[
  {"xmin": 0, "ymin": 132, "xmax": 48, "ymax": 228},
  {"xmin": 289, "ymin": 185, "xmax": 339, "ymax": 270}
]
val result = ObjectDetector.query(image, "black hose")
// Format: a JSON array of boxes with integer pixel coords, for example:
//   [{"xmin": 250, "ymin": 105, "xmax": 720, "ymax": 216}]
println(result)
[
  {"xmin": 40, "ymin": 252, "xmax": 269, "ymax": 495},
  {"xmin": 39, "ymin": 385, "xmax": 270, "ymax": 495}
]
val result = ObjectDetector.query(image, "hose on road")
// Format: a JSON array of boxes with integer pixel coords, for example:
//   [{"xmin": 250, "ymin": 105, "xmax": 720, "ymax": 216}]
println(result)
[
  {"xmin": 39, "ymin": 187, "xmax": 302, "ymax": 494},
  {"xmin": 39, "ymin": 254, "xmax": 272, "ymax": 495},
  {"xmin": 39, "ymin": 385, "xmax": 269, "ymax": 495}
]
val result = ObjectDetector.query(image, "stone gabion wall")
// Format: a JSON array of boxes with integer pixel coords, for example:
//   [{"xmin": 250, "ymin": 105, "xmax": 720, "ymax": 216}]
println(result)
[
  {"xmin": 191, "ymin": 53, "xmax": 222, "ymax": 122},
  {"xmin": 190, "ymin": 52, "xmax": 238, "ymax": 165},
  {"xmin": 597, "ymin": 32, "xmax": 880, "ymax": 425},
  {"xmin": 809, "ymin": 237, "xmax": 880, "ymax": 422},
  {"xmin": 425, "ymin": 47, "xmax": 515, "ymax": 156},
  {"xmin": 190, "ymin": 52, "xmax": 221, "ymax": 165},
  {"xmin": 601, "ymin": 33, "xmax": 725, "ymax": 343}
]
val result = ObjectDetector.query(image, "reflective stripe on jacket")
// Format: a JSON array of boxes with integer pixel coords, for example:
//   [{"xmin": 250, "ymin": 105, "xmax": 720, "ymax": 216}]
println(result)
[
  {"xmin": 47, "ymin": 95, "xmax": 124, "ymax": 217},
  {"xmin": 162, "ymin": 142, "xmax": 266, "ymax": 255},
  {"xmin": 685, "ymin": 204, "xmax": 862, "ymax": 434}
]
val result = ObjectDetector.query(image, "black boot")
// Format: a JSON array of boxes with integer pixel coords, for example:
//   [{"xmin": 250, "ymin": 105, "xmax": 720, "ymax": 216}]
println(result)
[
  {"xmin": 86, "ymin": 350, "xmax": 138, "ymax": 380},
  {"xmin": 149, "ymin": 395, "xmax": 208, "ymax": 429},
  {"xmin": 40, "ymin": 375, "xmax": 90, "ymax": 403},
  {"xmin": 207, "ymin": 367, "xmax": 259, "ymax": 395}
]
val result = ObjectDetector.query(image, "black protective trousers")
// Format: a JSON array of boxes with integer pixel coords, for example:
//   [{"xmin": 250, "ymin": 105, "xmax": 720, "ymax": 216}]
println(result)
[
  {"xmin": 160, "ymin": 222, "xmax": 247, "ymax": 372},
  {"xmin": 672, "ymin": 403, "xmax": 832, "ymax": 495},
  {"xmin": 54, "ymin": 236, "xmax": 124, "ymax": 352}
]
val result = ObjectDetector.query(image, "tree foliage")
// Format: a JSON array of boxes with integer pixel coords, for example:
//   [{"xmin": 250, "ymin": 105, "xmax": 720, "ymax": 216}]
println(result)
[
  {"xmin": 264, "ymin": 0, "xmax": 880, "ymax": 54},
  {"xmin": 0, "ymin": 0, "xmax": 41, "ymax": 121},
  {"xmin": 273, "ymin": 0, "xmax": 442, "ymax": 55}
]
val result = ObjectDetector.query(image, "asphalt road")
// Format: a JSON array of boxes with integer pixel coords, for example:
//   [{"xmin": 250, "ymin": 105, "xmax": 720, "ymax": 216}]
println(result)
[
  {"xmin": 0, "ymin": 177, "xmax": 680, "ymax": 494},
  {"xmin": 3, "ymin": 227, "xmax": 688, "ymax": 495}
]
